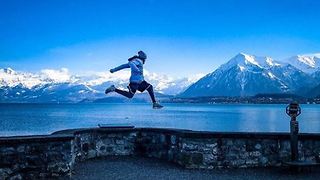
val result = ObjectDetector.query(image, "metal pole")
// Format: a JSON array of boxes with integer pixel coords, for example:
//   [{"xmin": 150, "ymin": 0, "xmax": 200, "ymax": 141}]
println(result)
[
  {"xmin": 290, "ymin": 117, "xmax": 299, "ymax": 161},
  {"xmin": 286, "ymin": 102, "xmax": 301, "ymax": 162}
]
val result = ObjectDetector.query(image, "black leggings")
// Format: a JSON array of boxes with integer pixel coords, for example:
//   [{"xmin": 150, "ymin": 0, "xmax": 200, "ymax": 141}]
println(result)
[{"xmin": 115, "ymin": 85, "xmax": 156, "ymax": 103}]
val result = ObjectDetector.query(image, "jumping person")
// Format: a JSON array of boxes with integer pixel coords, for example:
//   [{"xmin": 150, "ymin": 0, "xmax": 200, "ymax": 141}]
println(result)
[{"xmin": 105, "ymin": 51, "xmax": 163, "ymax": 109}]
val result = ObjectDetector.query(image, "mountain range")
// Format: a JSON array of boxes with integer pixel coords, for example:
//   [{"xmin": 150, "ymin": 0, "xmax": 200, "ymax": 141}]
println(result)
[
  {"xmin": 1, "ymin": 52, "xmax": 320, "ymax": 103},
  {"xmin": 0, "ymin": 67, "xmax": 200, "ymax": 103},
  {"xmin": 180, "ymin": 53, "xmax": 320, "ymax": 97}
]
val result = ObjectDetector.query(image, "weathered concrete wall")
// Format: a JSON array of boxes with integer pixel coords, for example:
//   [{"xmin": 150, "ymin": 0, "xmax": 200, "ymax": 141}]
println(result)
[
  {"xmin": 0, "ymin": 135, "xmax": 74, "ymax": 179},
  {"xmin": 1, "ymin": 128, "xmax": 320, "ymax": 179}
]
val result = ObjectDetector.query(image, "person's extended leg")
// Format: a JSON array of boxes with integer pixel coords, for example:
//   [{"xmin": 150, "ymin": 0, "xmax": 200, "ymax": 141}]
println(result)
[
  {"xmin": 105, "ymin": 84, "xmax": 135, "ymax": 99},
  {"xmin": 114, "ymin": 88, "xmax": 134, "ymax": 98}
]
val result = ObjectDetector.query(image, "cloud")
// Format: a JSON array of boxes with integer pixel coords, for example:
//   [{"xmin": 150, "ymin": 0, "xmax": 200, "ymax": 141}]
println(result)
[
  {"xmin": 70, "ymin": 68, "xmax": 202, "ymax": 94},
  {"xmin": 82, "ymin": 70, "xmax": 131, "ymax": 86},
  {"xmin": 40, "ymin": 68, "xmax": 75, "ymax": 83}
]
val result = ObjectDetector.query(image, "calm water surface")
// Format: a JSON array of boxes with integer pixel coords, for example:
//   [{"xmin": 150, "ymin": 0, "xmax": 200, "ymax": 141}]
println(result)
[{"xmin": 0, "ymin": 103, "xmax": 319, "ymax": 136}]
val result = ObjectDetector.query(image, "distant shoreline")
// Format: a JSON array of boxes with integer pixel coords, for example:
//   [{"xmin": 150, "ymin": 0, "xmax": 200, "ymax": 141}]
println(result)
[
  {"xmin": 0, "ymin": 101, "xmax": 319, "ymax": 105},
  {"xmin": 1, "ymin": 93, "xmax": 320, "ymax": 104}
]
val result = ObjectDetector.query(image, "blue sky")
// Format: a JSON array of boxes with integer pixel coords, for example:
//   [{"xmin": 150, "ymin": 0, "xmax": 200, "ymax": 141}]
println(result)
[{"xmin": 1, "ymin": 0, "xmax": 320, "ymax": 77}]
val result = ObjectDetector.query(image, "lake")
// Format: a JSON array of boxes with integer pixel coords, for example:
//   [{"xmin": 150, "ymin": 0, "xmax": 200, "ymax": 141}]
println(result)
[{"xmin": 0, "ymin": 103, "xmax": 319, "ymax": 136}]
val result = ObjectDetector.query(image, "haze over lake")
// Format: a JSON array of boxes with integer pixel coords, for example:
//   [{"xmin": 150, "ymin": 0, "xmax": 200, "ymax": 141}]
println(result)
[{"xmin": 0, "ymin": 103, "xmax": 319, "ymax": 136}]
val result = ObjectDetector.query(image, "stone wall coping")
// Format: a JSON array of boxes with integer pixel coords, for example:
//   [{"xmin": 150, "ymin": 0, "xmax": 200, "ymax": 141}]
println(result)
[
  {"xmin": 52, "ymin": 127, "xmax": 320, "ymax": 140},
  {"xmin": 138, "ymin": 128, "xmax": 320, "ymax": 140},
  {"xmin": 52, "ymin": 127, "xmax": 138, "ymax": 135},
  {"xmin": 1, "ymin": 128, "xmax": 320, "ymax": 142},
  {"xmin": 0, "ymin": 134, "xmax": 74, "ymax": 144}
]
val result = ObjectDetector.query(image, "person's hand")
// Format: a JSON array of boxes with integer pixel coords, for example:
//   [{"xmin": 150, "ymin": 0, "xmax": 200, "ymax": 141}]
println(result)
[{"xmin": 110, "ymin": 69, "xmax": 115, "ymax": 73}]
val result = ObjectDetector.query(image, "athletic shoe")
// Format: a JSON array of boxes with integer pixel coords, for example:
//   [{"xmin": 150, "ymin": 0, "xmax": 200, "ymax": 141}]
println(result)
[
  {"xmin": 153, "ymin": 102, "xmax": 163, "ymax": 109},
  {"xmin": 105, "ymin": 85, "xmax": 116, "ymax": 94}
]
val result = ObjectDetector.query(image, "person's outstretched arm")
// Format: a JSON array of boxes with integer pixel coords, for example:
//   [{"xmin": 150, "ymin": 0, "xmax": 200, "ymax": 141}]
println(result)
[{"xmin": 110, "ymin": 63, "xmax": 130, "ymax": 73}]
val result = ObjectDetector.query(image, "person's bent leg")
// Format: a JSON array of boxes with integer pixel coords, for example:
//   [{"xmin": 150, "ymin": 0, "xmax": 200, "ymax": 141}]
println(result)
[
  {"xmin": 115, "ymin": 89, "xmax": 134, "ymax": 98},
  {"xmin": 146, "ymin": 85, "xmax": 156, "ymax": 103},
  {"xmin": 147, "ymin": 85, "xmax": 163, "ymax": 109}
]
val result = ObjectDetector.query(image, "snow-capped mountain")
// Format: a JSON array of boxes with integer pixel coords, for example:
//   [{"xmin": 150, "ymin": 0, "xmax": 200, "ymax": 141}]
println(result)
[
  {"xmin": 0, "ymin": 67, "xmax": 199, "ymax": 102},
  {"xmin": 0, "ymin": 67, "xmax": 78, "ymax": 88},
  {"xmin": 284, "ymin": 54, "xmax": 320, "ymax": 74},
  {"xmin": 180, "ymin": 53, "xmax": 317, "ymax": 97},
  {"xmin": 0, "ymin": 83, "xmax": 97, "ymax": 103},
  {"xmin": 0, "ymin": 68, "xmax": 97, "ymax": 102}
]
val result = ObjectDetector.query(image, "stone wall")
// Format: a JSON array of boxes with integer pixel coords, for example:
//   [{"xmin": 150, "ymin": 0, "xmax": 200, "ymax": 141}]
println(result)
[
  {"xmin": 0, "ymin": 135, "xmax": 74, "ymax": 179},
  {"xmin": 137, "ymin": 129, "xmax": 320, "ymax": 168},
  {"xmin": 72, "ymin": 129, "xmax": 138, "ymax": 162},
  {"xmin": 1, "ymin": 128, "xmax": 320, "ymax": 179}
]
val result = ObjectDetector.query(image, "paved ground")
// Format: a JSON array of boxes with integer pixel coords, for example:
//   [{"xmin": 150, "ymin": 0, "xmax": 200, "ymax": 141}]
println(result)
[{"xmin": 70, "ymin": 156, "xmax": 320, "ymax": 180}]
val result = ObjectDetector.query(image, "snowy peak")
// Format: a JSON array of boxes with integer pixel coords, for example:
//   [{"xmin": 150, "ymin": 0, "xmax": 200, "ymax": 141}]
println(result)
[
  {"xmin": 0, "ymin": 68, "xmax": 41, "ymax": 88},
  {"xmin": 231, "ymin": 53, "xmax": 261, "ymax": 67},
  {"xmin": 285, "ymin": 53, "xmax": 320, "ymax": 73},
  {"xmin": 3, "ymin": 67, "xmax": 15, "ymax": 74},
  {"xmin": 296, "ymin": 54, "xmax": 320, "ymax": 67},
  {"xmin": 221, "ymin": 53, "xmax": 281, "ymax": 72}
]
